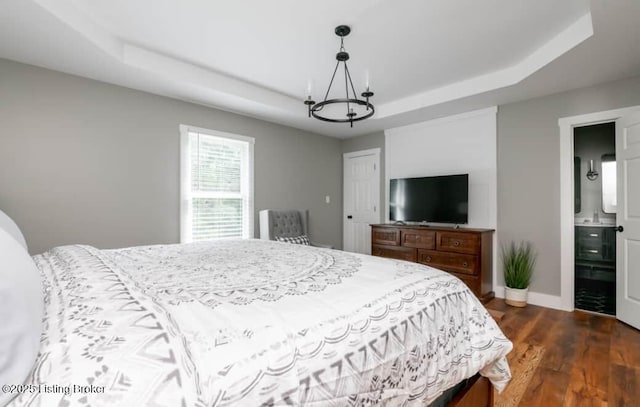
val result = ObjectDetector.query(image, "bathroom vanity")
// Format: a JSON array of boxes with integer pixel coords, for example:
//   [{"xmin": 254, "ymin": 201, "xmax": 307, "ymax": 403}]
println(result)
[{"xmin": 574, "ymin": 224, "xmax": 616, "ymax": 315}]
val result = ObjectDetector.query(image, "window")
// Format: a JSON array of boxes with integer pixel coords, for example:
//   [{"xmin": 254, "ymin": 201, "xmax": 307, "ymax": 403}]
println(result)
[{"xmin": 180, "ymin": 125, "xmax": 254, "ymax": 242}]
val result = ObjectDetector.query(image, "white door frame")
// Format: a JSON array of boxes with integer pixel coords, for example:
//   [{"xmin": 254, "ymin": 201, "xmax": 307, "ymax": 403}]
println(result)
[
  {"xmin": 558, "ymin": 105, "xmax": 640, "ymax": 311},
  {"xmin": 343, "ymin": 148, "xmax": 381, "ymax": 252}
]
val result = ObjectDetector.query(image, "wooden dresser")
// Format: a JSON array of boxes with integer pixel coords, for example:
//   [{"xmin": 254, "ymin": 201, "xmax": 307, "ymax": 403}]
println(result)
[{"xmin": 371, "ymin": 224, "xmax": 495, "ymax": 303}]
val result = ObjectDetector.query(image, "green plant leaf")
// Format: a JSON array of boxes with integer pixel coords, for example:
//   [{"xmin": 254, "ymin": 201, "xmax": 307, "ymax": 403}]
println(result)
[{"xmin": 502, "ymin": 241, "xmax": 536, "ymax": 289}]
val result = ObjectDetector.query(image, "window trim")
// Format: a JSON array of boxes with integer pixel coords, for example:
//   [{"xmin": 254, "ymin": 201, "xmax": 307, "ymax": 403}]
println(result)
[{"xmin": 179, "ymin": 124, "xmax": 255, "ymax": 243}]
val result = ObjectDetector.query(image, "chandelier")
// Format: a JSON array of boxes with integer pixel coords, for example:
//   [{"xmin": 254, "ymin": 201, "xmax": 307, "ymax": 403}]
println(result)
[{"xmin": 304, "ymin": 25, "xmax": 374, "ymax": 127}]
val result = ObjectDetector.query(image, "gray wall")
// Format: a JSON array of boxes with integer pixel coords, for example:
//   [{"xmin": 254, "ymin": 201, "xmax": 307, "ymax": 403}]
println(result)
[
  {"xmin": 341, "ymin": 131, "xmax": 386, "ymax": 224},
  {"xmin": 574, "ymin": 123, "xmax": 616, "ymax": 222},
  {"xmin": 497, "ymin": 74, "xmax": 640, "ymax": 295},
  {"xmin": 0, "ymin": 59, "xmax": 343, "ymax": 254}
]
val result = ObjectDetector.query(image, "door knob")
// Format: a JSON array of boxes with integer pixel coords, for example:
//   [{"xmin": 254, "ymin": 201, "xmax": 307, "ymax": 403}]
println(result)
[
  {"xmin": 616, "ymin": 225, "xmax": 624, "ymax": 232},
  {"xmin": 347, "ymin": 215, "xmax": 353, "ymax": 219}
]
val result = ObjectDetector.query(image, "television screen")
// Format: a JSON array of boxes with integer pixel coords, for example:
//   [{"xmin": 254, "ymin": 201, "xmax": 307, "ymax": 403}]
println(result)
[{"xmin": 389, "ymin": 174, "xmax": 468, "ymax": 224}]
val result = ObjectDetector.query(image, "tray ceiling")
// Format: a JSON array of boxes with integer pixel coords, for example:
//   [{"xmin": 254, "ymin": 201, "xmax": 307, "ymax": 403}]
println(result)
[{"xmin": 1, "ymin": 0, "xmax": 639, "ymax": 137}]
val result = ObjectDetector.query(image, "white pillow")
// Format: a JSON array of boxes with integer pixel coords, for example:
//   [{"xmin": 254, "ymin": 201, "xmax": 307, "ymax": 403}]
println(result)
[
  {"xmin": 0, "ymin": 209, "xmax": 27, "ymax": 250},
  {"xmin": 0, "ymin": 228, "xmax": 43, "ymax": 406}
]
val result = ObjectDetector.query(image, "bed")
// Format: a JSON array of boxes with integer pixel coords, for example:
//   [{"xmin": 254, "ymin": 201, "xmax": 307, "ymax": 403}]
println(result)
[{"xmin": 1, "ymin": 223, "xmax": 511, "ymax": 406}]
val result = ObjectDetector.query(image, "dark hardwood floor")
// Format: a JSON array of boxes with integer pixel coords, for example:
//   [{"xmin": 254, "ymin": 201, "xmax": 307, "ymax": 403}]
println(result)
[{"xmin": 486, "ymin": 298, "xmax": 640, "ymax": 407}]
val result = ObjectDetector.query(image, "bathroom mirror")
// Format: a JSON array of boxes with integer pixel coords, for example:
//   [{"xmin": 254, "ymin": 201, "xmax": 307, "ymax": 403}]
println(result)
[
  {"xmin": 601, "ymin": 154, "xmax": 616, "ymax": 213},
  {"xmin": 574, "ymin": 157, "xmax": 581, "ymax": 213}
]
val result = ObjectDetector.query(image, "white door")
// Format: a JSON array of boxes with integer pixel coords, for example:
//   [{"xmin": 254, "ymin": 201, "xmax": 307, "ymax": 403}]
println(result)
[
  {"xmin": 616, "ymin": 111, "xmax": 640, "ymax": 330},
  {"xmin": 343, "ymin": 149, "xmax": 380, "ymax": 254}
]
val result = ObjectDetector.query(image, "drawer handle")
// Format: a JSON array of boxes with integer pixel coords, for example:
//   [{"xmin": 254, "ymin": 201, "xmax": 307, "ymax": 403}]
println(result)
[
  {"xmin": 587, "ymin": 249, "xmax": 599, "ymax": 253},
  {"xmin": 462, "ymin": 262, "xmax": 468, "ymax": 267},
  {"xmin": 589, "ymin": 233, "xmax": 598, "ymax": 237},
  {"xmin": 454, "ymin": 241, "xmax": 460, "ymax": 247},
  {"xmin": 425, "ymin": 256, "xmax": 432, "ymax": 262}
]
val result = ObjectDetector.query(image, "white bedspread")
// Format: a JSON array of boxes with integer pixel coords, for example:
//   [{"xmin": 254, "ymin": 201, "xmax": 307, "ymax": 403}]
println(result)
[{"xmin": 10, "ymin": 239, "xmax": 511, "ymax": 406}]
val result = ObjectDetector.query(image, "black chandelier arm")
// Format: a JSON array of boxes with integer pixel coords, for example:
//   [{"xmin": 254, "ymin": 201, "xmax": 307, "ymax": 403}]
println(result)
[
  {"xmin": 344, "ymin": 62, "xmax": 351, "ymax": 114},
  {"xmin": 322, "ymin": 60, "xmax": 341, "ymax": 105},
  {"xmin": 344, "ymin": 64, "xmax": 358, "ymax": 102}
]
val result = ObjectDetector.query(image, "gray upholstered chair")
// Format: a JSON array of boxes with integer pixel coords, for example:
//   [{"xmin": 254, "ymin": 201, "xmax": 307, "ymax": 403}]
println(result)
[{"xmin": 259, "ymin": 209, "xmax": 333, "ymax": 249}]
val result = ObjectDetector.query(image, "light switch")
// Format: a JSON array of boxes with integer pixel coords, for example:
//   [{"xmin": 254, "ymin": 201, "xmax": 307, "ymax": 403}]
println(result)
[{"xmin": 325, "ymin": 195, "xmax": 330, "ymax": 204}]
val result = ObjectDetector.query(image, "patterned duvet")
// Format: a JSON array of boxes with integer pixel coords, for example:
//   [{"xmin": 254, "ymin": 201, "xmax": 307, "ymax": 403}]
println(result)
[{"xmin": 10, "ymin": 239, "xmax": 511, "ymax": 406}]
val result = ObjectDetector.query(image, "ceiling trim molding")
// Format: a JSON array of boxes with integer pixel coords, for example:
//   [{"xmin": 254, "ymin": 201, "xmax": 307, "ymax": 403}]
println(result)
[
  {"xmin": 32, "ymin": 0, "xmax": 123, "ymax": 59},
  {"xmin": 27, "ymin": 0, "xmax": 595, "ymax": 135},
  {"xmin": 377, "ymin": 13, "xmax": 593, "ymax": 118},
  {"xmin": 122, "ymin": 44, "xmax": 301, "ymax": 114},
  {"xmin": 32, "ymin": 0, "xmax": 302, "ymax": 116}
]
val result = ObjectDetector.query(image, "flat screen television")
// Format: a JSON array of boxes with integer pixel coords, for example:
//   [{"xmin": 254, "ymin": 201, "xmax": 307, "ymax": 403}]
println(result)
[{"xmin": 389, "ymin": 174, "xmax": 469, "ymax": 224}]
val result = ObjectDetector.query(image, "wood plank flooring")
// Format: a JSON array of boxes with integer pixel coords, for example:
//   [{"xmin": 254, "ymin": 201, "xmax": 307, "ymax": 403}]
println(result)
[{"xmin": 486, "ymin": 299, "xmax": 640, "ymax": 407}]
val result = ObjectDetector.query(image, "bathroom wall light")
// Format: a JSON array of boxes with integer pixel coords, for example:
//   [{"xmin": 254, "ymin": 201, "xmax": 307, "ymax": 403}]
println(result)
[{"xmin": 586, "ymin": 159, "xmax": 599, "ymax": 181}]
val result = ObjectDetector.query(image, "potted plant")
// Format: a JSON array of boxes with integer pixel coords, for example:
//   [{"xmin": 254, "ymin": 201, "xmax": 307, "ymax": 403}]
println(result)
[{"xmin": 502, "ymin": 241, "xmax": 536, "ymax": 307}]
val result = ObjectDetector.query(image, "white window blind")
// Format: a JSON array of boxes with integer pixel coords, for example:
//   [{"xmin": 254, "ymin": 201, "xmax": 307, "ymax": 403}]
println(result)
[{"xmin": 180, "ymin": 125, "xmax": 254, "ymax": 242}]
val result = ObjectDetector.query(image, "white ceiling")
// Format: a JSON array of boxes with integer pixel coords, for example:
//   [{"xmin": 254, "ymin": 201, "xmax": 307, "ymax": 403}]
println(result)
[{"xmin": 1, "ymin": 0, "xmax": 639, "ymax": 138}]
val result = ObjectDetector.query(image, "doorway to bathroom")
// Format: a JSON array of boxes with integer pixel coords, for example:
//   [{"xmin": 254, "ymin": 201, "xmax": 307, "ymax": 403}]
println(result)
[
  {"xmin": 573, "ymin": 122, "xmax": 616, "ymax": 315},
  {"xmin": 560, "ymin": 106, "xmax": 640, "ymax": 330}
]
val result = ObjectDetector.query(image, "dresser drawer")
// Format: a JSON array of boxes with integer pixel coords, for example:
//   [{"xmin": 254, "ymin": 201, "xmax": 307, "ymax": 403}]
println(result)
[
  {"xmin": 401, "ymin": 229, "xmax": 435, "ymax": 249},
  {"xmin": 417, "ymin": 249, "xmax": 478, "ymax": 275},
  {"xmin": 371, "ymin": 227, "xmax": 400, "ymax": 246},
  {"xmin": 576, "ymin": 227, "xmax": 604, "ymax": 240},
  {"xmin": 372, "ymin": 244, "xmax": 417, "ymax": 262},
  {"xmin": 576, "ymin": 245, "xmax": 606, "ymax": 262},
  {"xmin": 576, "ymin": 229, "xmax": 603, "ymax": 249},
  {"xmin": 575, "ymin": 226, "xmax": 616, "ymax": 263},
  {"xmin": 436, "ymin": 231, "xmax": 480, "ymax": 255}
]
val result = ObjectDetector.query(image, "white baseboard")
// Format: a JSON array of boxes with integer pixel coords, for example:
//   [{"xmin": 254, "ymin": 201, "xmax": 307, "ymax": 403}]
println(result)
[{"xmin": 494, "ymin": 285, "xmax": 570, "ymax": 311}]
